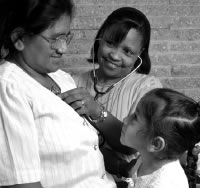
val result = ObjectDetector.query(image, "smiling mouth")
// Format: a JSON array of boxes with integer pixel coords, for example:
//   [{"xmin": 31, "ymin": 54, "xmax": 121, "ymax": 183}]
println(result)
[{"xmin": 105, "ymin": 60, "xmax": 120, "ymax": 69}]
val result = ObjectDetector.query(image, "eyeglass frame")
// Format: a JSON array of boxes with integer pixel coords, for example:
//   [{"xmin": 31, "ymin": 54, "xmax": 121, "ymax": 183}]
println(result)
[{"xmin": 38, "ymin": 31, "xmax": 74, "ymax": 51}]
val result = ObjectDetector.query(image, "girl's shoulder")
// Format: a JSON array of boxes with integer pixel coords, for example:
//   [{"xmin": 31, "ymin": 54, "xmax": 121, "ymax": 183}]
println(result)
[{"xmin": 156, "ymin": 160, "xmax": 189, "ymax": 188}]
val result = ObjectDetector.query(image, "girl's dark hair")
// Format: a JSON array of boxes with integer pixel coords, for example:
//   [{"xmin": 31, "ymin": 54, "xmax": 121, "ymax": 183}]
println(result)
[
  {"xmin": 90, "ymin": 7, "xmax": 151, "ymax": 74},
  {"xmin": 0, "ymin": 0, "xmax": 74, "ymax": 59},
  {"xmin": 140, "ymin": 88, "xmax": 200, "ymax": 187},
  {"xmin": 141, "ymin": 88, "xmax": 200, "ymax": 158}
]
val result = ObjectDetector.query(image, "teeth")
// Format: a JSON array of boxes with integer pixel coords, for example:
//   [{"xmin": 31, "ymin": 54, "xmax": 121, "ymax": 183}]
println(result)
[{"xmin": 107, "ymin": 61, "xmax": 118, "ymax": 68}]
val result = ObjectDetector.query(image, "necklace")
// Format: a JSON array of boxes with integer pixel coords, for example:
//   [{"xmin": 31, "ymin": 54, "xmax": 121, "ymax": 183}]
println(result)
[
  {"xmin": 50, "ymin": 86, "xmax": 61, "ymax": 95},
  {"xmin": 47, "ymin": 75, "xmax": 61, "ymax": 95}
]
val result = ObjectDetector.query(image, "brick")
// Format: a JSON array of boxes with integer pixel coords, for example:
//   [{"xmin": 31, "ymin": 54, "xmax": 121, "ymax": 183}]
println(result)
[
  {"xmin": 61, "ymin": 54, "xmax": 89, "ymax": 67},
  {"xmin": 76, "ymin": 5, "xmax": 195, "ymax": 17},
  {"xmin": 74, "ymin": 0, "xmax": 169, "ymax": 5},
  {"xmin": 75, "ymin": 5, "xmax": 116, "ymax": 17},
  {"xmin": 161, "ymin": 77, "xmax": 200, "ymax": 89},
  {"xmin": 151, "ymin": 53, "xmax": 200, "ymax": 65},
  {"xmin": 150, "ymin": 41, "xmax": 169, "ymax": 52},
  {"xmin": 151, "ymin": 29, "xmax": 200, "ymax": 41},
  {"xmin": 141, "ymin": 5, "xmax": 200, "ymax": 16},
  {"xmin": 167, "ymin": 6, "xmax": 200, "ymax": 16},
  {"xmin": 170, "ymin": 16, "xmax": 200, "ymax": 29},
  {"xmin": 150, "ymin": 66, "xmax": 171, "ymax": 77},
  {"xmin": 171, "ymin": 65, "xmax": 200, "ymax": 76},
  {"xmin": 71, "ymin": 17, "xmax": 104, "ymax": 29},
  {"xmin": 169, "ymin": 41, "xmax": 200, "ymax": 52},
  {"xmin": 72, "ymin": 30, "xmax": 96, "ymax": 40},
  {"xmin": 66, "ymin": 39, "xmax": 93, "ymax": 54},
  {"xmin": 169, "ymin": 0, "xmax": 200, "ymax": 5},
  {"xmin": 148, "ymin": 16, "xmax": 175, "ymax": 29}
]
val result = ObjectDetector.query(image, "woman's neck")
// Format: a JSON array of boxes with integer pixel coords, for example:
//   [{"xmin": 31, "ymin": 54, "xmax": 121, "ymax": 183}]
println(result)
[
  {"xmin": 95, "ymin": 69, "xmax": 124, "ymax": 86},
  {"xmin": 7, "ymin": 55, "xmax": 60, "ymax": 94}
]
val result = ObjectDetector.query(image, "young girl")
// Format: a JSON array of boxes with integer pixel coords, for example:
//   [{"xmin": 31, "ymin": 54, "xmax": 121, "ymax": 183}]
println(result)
[{"xmin": 120, "ymin": 88, "xmax": 200, "ymax": 188}]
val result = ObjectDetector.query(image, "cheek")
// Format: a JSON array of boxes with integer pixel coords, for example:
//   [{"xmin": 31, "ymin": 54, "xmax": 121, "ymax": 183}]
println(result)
[
  {"xmin": 123, "ymin": 127, "xmax": 136, "ymax": 146},
  {"xmin": 98, "ymin": 45, "xmax": 110, "ymax": 57},
  {"xmin": 122, "ymin": 57, "xmax": 137, "ymax": 68}
]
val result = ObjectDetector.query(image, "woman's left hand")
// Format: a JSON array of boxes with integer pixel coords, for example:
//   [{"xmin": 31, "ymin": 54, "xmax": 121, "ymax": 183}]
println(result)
[{"xmin": 58, "ymin": 87, "xmax": 102, "ymax": 119}]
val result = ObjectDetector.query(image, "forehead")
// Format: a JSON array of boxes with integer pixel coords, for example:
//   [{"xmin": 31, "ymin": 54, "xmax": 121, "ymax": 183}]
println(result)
[
  {"xmin": 122, "ymin": 29, "xmax": 143, "ymax": 50},
  {"xmin": 42, "ymin": 14, "xmax": 71, "ymax": 37},
  {"xmin": 103, "ymin": 27, "xmax": 143, "ymax": 51}
]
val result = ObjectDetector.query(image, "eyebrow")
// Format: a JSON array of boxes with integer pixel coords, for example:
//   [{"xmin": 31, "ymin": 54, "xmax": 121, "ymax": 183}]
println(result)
[
  {"xmin": 51, "ymin": 31, "xmax": 71, "ymax": 38},
  {"xmin": 122, "ymin": 44, "xmax": 140, "ymax": 54}
]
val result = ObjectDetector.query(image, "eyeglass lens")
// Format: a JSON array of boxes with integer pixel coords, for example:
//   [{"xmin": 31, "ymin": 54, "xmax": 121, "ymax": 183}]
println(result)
[{"xmin": 51, "ymin": 33, "xmax": 74, "ymax": 52}]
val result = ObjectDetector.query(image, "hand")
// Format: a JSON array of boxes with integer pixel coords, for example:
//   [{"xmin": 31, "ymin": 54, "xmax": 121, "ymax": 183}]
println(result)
[
  {"xmin": 101, "ymin": 147, "xmax": 136, "ymax": 178},
  {"xmin": 58, "ymin": 87, "xmax": 102, "ymax": 119},
  {"xmin": 119, "ymin": 158, "xmax": 137, "ymax": 178}
]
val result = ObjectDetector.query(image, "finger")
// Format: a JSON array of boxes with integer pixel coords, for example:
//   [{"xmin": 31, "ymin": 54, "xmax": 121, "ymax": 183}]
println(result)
[
  {"xmin": 61, "ymin": 91, "xmax": 89, "ymax": 104},
  {"xmin": 57, "ymin": 88, "xmax": 81, "ymax": 99},
  {"xmin": 61, "ymin": 93, "xmax": 85, "ymax": 105},
  {"xmin": 71, "ymin": 100, "xmax": 86, "ymax": 116},
  {"xmin": 69, "ymin": 100, "xmax": 84, "ymax": 110}
]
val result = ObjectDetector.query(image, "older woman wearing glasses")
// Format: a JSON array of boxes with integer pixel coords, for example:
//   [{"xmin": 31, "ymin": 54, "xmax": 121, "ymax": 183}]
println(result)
[
  {"xmin": 60, "ymin": 7, "xmax": 163, "ymax": 182},
  {"xmin": 0, "ymin": 0, "xmax": 120, "ymax": 188}
]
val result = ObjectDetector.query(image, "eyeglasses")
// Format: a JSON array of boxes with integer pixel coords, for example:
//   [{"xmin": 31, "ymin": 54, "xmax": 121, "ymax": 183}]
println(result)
[{"xmin": 38, "ymin": 32, "xmax": 74, "ymax": 52}]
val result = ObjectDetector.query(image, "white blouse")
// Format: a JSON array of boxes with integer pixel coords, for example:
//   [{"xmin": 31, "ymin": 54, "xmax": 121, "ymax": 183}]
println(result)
[{"xmin": 0, "ymin": 61, "xmax": 116, "ymax": 188}]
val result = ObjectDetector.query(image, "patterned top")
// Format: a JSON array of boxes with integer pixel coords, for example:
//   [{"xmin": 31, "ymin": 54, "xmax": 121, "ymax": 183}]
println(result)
[
  {"xmin": 73, "ymin": 71, "xmax": 162, "ymax": 122},
  {"xmin": 128, "ymin": 157, "xmax": 189, "ymax": 188},
  {"xmin": 0, "ymin": 61, "xmax": 116, "ymax": 188}
]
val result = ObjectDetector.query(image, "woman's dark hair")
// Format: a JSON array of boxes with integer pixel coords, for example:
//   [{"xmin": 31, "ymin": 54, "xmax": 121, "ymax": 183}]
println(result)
[
  {"xmin": 140, "ymin": 88, "xmax": 200, "ymax": 187},
  {"xmin": 0, "ymin": 0, "xmax": 74, "ymax": 59},
  {"xmin": 90, "ymin": 7, "xmax": 151, "ymax": 74}
]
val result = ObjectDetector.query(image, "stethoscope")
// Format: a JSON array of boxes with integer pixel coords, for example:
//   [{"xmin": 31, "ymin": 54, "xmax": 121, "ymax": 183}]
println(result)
[
  {"xmin": 89, "ymin": 39, "xmax": 143, "ymax": 148},
  {"xmin": 92, "ymin": 55, "xmax": 143, "ymax": 100}
]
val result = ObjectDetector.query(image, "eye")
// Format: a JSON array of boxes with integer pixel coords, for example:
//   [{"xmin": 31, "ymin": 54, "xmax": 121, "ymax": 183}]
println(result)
[
  {"xmin": 104, "ymin": 40, "xmax": 115, "ymax": 47},
  {"xmin": 130, "ymin": 113, "xmax": 137, "ymax": 122},
  {"xmin": 133, "ymin": 113, "xmax": 137, "ymax": 120},
  {"xmin": 123, "ymin": 47, "xmax": 135, "ymax": 57}
]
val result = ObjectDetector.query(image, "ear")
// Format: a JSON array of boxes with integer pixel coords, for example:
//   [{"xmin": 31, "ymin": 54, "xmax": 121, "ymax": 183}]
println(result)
[
  {"xmin": 139, "ymin": 48, "xmax": 145, "ymax": 56},
  {"xmin": 10, "ymin": 28, "xmax": 25, "ymax": 51},
  {"xmin": 148, "ymin": 136, "xmax": 165, "ymax": 153}
]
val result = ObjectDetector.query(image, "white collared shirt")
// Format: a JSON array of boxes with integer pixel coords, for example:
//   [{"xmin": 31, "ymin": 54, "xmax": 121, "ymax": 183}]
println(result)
[{"xmin": 0, "ymin": 61, "xmax": 116, "ymax": 188}]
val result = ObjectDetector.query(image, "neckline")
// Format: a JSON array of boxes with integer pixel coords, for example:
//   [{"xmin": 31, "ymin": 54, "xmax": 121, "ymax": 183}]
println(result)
[{"xmin": 13, "ymin": 62, "xmax": 61, "ymax": 95}]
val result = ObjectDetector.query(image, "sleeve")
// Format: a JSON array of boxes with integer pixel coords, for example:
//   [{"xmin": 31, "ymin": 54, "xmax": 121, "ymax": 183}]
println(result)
[
  {"xmin": 0, "ymin": 81, "xmax": 40, "ymax": 185},
  {"xmin": 128, "ymin": 76, "xmax": 163, "ymax": 115}
]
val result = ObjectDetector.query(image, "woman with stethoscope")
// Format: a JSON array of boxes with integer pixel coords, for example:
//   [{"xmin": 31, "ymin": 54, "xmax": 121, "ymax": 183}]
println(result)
[{"xmin": 59, "ymin": 7, "xmax": 162, "ymax": 182}]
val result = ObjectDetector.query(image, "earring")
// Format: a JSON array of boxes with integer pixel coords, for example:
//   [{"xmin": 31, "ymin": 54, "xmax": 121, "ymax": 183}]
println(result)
[
  {"xmin": 1, "ymin": 45, "xmax": 9, "ymax": 58},
  {"xmin": 14, "ymin": 39, "xmax": 24, "ymax": 51}
]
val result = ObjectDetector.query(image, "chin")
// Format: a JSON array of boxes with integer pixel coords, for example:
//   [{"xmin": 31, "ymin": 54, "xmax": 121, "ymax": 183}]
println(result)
[{"xmin": 51, "ymin": 62, "xmax": 63, "ymax": 71}]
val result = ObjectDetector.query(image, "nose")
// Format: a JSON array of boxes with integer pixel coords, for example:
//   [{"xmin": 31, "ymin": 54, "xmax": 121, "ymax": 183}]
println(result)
[
  {"xmin": 56, "ymin": 45, "xmax": 68, "ymax": 54},
  {"xmin": 109, "ymin": 48, "xmax": 121, "ymax": 61},
  {"xmin": 123, "ymin": 117, "xmax": 128, "ymax": 125}
]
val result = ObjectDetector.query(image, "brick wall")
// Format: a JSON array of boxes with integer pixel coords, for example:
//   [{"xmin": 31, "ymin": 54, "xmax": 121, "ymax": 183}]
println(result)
[{"xmin": 62, "ymin": 0, "xmax": 200, "ymax": 100}]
